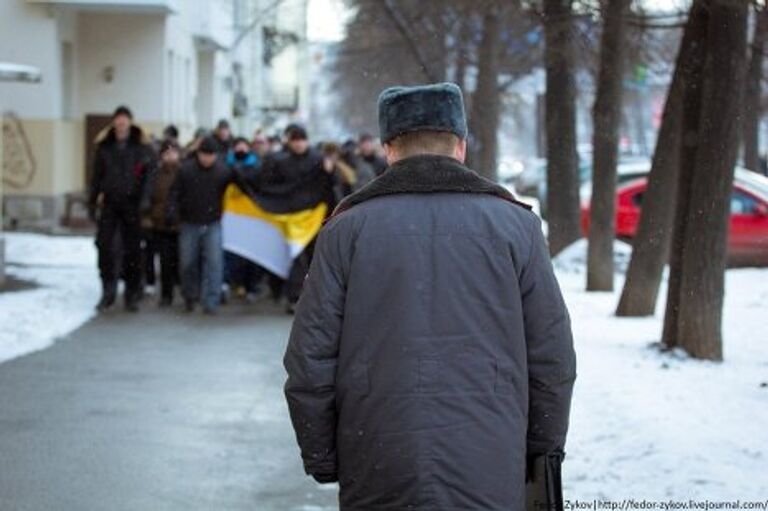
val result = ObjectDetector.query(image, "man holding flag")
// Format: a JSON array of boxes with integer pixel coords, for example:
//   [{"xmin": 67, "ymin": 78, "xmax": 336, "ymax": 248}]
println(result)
[{"xmin": 221, "ymin": 124, "xmax": 336, "ymax": 313}]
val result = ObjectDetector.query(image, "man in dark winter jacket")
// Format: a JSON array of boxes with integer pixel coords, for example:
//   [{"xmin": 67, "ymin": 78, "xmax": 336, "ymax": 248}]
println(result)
[
  {"xmin": 358, "ymin": 132, "xmax": 388, "ymax": 176},
  {"xmin": 256, "ymin": 124, "xmax": 336, "ymax": 311},
  {"xmin": 167, "ymin": 136, "xmax": 257, "ymax": 314},
  {"xmin": 89, "ymin": 105, "xmax": 155, "ymax": 312},
  {"xmin": 284, "ymin": 83, "xmax": 577, "ymax": 510}
]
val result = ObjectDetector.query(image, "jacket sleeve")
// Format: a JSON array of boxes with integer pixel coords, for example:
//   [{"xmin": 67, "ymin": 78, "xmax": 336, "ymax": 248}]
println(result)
[
  {"xmin": 520, "ymin": 215, "xmax": 577, "ymax": 457},
  {"xmin": 229, "ymin": 165, "xmax": 261, "ymax": 204},
  {"xmin": 140, "ymin": 161, "xmax": 158, "ymax": 216},
  {"xmin": 88, "ymin": 147, "xmax": 105, "ymax": 213},
  {"xmin": 283, "ymin": 222, "xmax": 348, "ymax": 479},
  {"xmin": 165, "ymin": 169, "xmax": 181, "ymax": 226}
]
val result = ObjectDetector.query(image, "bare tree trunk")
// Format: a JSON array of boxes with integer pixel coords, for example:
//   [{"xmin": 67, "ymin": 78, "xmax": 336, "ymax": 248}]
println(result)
[
  {"xmin": 662, "ymin": 0, "xmax": 748, "ymax": 360},
  {"xmin": 454, "ymin": 15, "xmax": 472, "ymax": 93},
  {"xmin": 544, "ymin": 0, "xmax": 581, "ymax": 256},
  {"xmin": 587, "ymin": 0, "xmax": 631, "ymax": 291},
  {"xmin": 469, "ymin": 9, "xmax": 502, "ymax": 181},
  {"xmin": 616, "ymin": 0, "xmax": 709, "ymax": 316},
  {"xmin": 742, "ymin": 6, "xmax": 768, "ymax": 172},
  {"xmin": 662, "ymin": 0, "xmax": 712, "ymax": 348}
]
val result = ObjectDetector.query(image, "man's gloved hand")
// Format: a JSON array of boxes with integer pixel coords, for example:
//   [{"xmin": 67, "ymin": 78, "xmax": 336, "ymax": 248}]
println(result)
[{"xmin": 312, "ymin": 473, "xmax": 338, "ymax": 484}]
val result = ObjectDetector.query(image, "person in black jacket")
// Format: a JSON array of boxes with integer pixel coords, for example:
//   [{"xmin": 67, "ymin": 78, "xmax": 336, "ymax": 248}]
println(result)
[
  {"xmin": 256, "ymin": 124, "xmax": 336, "ymax": 311},
  {"xmin": 284, "ymin": 83, "xmax": 576, "ymax": 510},
  {"xmin": 89, "ymin": 105, "xmax": 155, "ymax": 312},
  {"xmin": 167, "ymin": 136, "xmax": 257, "ymax": 314},
  {"xmin": 358, "ymin": 132, "xmax": 388, "ymax": 176}
]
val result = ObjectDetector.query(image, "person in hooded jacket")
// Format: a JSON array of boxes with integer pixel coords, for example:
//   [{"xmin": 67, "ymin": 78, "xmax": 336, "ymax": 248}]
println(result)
[
  {"xmin": 89, "ymin": 105, "xmax": 155, "ymax": 312},
  {"xmin": 284, "ymin": 83, "xmax": 577, "ymax": 510}
]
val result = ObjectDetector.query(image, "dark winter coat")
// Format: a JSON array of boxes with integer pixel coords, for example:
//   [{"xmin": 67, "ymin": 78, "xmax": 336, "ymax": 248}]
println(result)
[
  {"xmin": 144, "ymin": 162, "xmax": 180, "ymax": 231},
  {"xmin": 284, "ymin": 154, "xmax": 577, "ymax": 511},
  {"xmin": 362, "ymin": 152, "xmax": 388, "ymax": 177},
  {"xmin": 254, "ymin": 148, "xmax": 336, "ymax": 214},
  {"xmin": 89, "ymin": 125, "xmax": 155, "ymax": 213},
  {"xmin": 167, "ymin": 158, "xmax": 256, "ymax": 225}
]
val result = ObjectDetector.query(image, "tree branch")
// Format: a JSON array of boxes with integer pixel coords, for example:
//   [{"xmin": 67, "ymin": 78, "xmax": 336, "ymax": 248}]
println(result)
[{"xmin": 381, "ymin": 0, "xmax": 440, "ymax": 82}]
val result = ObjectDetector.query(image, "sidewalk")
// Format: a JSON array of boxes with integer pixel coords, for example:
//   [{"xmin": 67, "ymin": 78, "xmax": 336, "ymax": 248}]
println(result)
[{"xmin": 0, "ymin": 302, "xmax": 338, "ymax": 511}]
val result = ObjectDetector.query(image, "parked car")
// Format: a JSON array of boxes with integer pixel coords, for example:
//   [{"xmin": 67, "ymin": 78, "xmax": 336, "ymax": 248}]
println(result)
[
  {"xmin": 580, "ymin": 168, "xmax": 768, "ymax": 266},
  {"xmin": 516, "ymin": 157, "xmax": 651, "ymax": 217}
]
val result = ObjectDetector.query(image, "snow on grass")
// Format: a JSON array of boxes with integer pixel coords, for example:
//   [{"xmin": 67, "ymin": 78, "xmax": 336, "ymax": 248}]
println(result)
[
  {"xmin": 557, "ymin": 239, "xmax": 768, "ymax": 500},
  {"xmin": 0, "ymin": 232, "xmax": 99, "ymax": 364}
]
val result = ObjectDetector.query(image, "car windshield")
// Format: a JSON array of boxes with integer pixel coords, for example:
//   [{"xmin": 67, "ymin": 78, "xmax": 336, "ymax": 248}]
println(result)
[{"xmin": 736, "ymin": 168, "xmax": 768, "ymax": 200}]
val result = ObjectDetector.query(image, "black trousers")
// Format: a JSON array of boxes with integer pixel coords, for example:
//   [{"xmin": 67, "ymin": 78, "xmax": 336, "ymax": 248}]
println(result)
[
  {"xmin": 154, "ymin": 229, "xmax": 179, "ymax": 301},
  {"xmin": 96, "ymin": 205, "xmax": 142, "ymax": 299},
  {"xmin": 142, "ymin": 229, "xmax": 157, "ymax": 287}
]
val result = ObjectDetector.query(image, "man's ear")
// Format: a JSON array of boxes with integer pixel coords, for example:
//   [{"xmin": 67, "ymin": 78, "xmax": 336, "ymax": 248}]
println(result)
[
  {"xmin": 384, "ymin": 143, "xmax": 398, "ymax": 165},
  {"xmin": 454, "ymin": 139, "xmax": 467, "ymax": 164}
]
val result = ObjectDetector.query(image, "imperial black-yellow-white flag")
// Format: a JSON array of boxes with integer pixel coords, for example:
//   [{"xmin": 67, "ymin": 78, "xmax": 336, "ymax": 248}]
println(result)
[{"xmin": 221, "ymin": 185, "xmax": 327, "ymax": 279}]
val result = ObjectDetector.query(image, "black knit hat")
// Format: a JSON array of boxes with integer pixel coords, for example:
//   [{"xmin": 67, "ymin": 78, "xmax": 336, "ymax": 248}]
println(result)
[
  {"xmin": 198, "ymin": 136, "xmax": 220, "ymax": 154},
  {"xmin": 378, "ymin": 83, "xmax": 467, "ymax": 143},
  {"xmin": 159, "ymin": 140, "xmax": 179, "ymax": 155},
  {"xmin": 284, "ymin": 123, "xmax": 308, "ymax": 140},
  {"xmin": 112, "ymin": 105, "xmax": 133, "ymax": 120}
]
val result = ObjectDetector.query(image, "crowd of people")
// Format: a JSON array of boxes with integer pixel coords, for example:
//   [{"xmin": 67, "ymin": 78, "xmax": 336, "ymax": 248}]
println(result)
[{"xmin": 88, "ymin": 105, "xmax": 388, "ymax": 315}]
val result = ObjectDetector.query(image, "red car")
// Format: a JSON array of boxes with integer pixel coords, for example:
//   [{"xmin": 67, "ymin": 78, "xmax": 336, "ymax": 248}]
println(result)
[{"xmin": 581, "ymin": 168, "xmax": 768, "ymax": 266}]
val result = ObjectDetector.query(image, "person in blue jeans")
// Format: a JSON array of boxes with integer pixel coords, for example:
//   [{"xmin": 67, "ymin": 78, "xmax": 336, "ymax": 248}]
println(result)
[{"xmin": 167, "ymin": 136, "xmax": 258, "ymax": 314}]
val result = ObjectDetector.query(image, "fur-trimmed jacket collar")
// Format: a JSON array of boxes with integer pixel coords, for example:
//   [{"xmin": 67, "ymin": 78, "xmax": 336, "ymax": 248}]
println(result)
[{"xmin": 330, "ymin": 154, "xmax": 532, "ymax": 219}]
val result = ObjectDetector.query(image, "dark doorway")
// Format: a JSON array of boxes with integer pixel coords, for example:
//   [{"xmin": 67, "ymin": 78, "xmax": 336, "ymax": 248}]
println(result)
[{"xmin": 84, "ymin": 114, "xmax": 112, "ymax": 187}]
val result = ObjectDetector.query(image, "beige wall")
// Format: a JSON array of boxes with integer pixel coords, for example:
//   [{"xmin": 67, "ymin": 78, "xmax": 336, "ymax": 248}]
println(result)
[
  {"xmin": 53, "ymin": 119, "xmax": 85, "ymax": 193},
  {"xmin": 78, "ymin": 12, "xmax": 166, "ymax": 124},
  {"xmin": 3, "ymin": 118, "xmax": 84, "ymax": 197}
]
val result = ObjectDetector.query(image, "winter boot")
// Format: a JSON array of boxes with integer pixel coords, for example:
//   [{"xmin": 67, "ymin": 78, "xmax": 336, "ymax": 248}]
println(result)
[{"xmin": 96, "ymin": 282, "xmax": 117, "ymax": 312}]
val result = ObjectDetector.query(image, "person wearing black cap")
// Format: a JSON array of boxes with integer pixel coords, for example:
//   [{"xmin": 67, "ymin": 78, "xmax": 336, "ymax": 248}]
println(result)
[
  {"xmin": 167, "ymin": 136, "xmax": 258, "ymax": 314},
  {"xmin": 89, "ymin": 105, "xmax": 155, "ymax": 312},
  {"xmin": 213, "ymin": 119, "xmax": 233, "ymax": 157},
  {"xmin": 357, "ymin": 132, "xmax": 388, "ymax": 177},
  {"xmin": 284, "ymin": 83, "xmax": 576, "ymax": 510},
  {"xmin": 162, "ymin": 124, "xmax": 179, "ymax": 145},
  {"xmin": 255, "ymin": 123, "xmax": 336, "ymax": 311}
]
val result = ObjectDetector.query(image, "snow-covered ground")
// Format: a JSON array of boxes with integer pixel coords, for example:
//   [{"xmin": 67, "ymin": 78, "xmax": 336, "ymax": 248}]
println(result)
[
  {"xmin": 0, "ymin": 232, "xmax": 98, "ymax": 364},
  {"xmin": 1, "ymin": 233, "xmax": 766, "ymax": 501},
  {"xmin": 557, "ymin": 240, "xmax": 768, "ymax": 501}
]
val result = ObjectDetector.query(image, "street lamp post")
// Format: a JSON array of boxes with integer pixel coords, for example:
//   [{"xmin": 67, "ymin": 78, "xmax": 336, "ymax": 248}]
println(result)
[{"xmin": 0, "ymin": 63, "xmax": 42, "ymax": 287}]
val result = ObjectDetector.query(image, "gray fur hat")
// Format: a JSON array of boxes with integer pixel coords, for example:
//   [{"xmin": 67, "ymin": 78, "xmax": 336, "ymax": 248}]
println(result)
[{"xmin": 377, "ymin": 82, "xmax": 468, "ymax": 143}]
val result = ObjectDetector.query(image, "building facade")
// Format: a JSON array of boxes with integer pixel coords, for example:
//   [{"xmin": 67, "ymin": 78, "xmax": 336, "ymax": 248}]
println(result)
[{"xmin": 0, "ymin": 0, "xmax": 309, "ymax": 229}]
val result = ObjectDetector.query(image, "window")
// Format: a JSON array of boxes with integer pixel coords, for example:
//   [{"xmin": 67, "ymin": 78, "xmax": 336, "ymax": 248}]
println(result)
[{"xmin": 730, "ymin": 190, "xmax": 759, "ymax": 215}]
